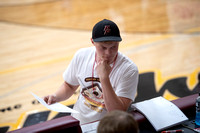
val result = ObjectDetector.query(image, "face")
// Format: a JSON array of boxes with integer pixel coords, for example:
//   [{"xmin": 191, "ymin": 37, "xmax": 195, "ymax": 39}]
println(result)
[{"xmin": 91, "ymin": 39, "xmax": 119, "ymax": 64}]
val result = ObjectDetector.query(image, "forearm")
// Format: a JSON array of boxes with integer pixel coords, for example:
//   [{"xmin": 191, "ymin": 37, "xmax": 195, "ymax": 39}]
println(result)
[
  {"xmin": 55, "ymin": 81, "xmax": 78, "ymax": 102},
  {"xmin": 100, "ymin": 76, "xmax": 126, "ymax": 112},
  {"xmin": 96, "ymin": 59, "xmax": 132, "ymax": 111}
]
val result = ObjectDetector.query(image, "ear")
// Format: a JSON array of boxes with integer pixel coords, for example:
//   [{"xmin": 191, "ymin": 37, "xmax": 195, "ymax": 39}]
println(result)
[{"xmin": 91, "ymin": 38, "xmax": 95, "ymax": 45}]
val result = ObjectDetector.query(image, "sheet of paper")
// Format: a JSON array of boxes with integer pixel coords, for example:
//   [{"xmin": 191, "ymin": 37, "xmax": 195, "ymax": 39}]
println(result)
[
  {"xmin": 132, "ymin": 96, "xmax": 188, "ymax": 131},
  {"xmin": 31, "ymin": 92, "xmax": 79, "ymax": 113},
  {"xmin": 81, "ymin": 121, "xmax": 99, "ymax": 133}
]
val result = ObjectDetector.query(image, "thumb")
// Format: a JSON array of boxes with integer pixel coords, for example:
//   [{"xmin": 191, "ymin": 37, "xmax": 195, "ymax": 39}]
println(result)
[{"xmin": 48, "ymin": 96, "xmax": 52, "ymax": 105}]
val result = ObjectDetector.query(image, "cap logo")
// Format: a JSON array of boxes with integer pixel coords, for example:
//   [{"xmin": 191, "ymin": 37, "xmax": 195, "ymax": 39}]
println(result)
[{"xmin": 104, "ymin": 25, "xmax": 111, "ymax": 35}]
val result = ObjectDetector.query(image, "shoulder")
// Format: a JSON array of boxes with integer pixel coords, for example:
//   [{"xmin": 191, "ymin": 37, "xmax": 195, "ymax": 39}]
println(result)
[
  {"xmin": 115, "ymin": 52, "xmax": 138, "ymax": 79},
  {"xmin": 117, "ymin": 51, "xmax": 138, "ymax": 71}
]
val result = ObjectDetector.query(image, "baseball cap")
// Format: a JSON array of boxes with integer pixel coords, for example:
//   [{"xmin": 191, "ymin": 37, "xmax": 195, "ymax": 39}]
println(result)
[{"xmin": 92, "ymin": 19, "xmax": 122, "ymax": 42}]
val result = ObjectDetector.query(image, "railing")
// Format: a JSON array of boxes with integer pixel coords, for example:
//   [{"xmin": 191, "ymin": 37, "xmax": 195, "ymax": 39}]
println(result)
[{"xmin": 9, "ymin": 93, "xmax": 198, "ymax": 133}]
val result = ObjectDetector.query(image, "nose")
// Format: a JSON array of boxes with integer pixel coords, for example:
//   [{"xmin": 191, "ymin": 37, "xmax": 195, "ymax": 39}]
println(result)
[{"xmin": 105, "ymin": 49, "xmax": 111, "ymax": 56}]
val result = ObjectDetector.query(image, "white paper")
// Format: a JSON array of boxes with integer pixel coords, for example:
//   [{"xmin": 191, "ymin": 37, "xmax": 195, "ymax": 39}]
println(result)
[
  {"xmin": 81, "ymin": 121, "xmax": 99, "ymax": 133},
  {"xmin": 132, "ymin": 96, "xmax": 188, "ymax": 131},
  {"xmin": 31, "ymin": 92, "xmax": 79, "ymax": 113}
]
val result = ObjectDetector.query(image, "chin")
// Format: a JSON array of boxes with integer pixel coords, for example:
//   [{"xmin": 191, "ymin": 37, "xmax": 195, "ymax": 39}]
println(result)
[{"xmin": 108, "ymin": 60, "xmax": 113, "ymax": 64}]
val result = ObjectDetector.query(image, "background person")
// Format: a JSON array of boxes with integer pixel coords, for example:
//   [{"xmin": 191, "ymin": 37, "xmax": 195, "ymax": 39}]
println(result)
[{"xmin": 97, "ymin": 110, "xmax": 139, "ymax": 133}]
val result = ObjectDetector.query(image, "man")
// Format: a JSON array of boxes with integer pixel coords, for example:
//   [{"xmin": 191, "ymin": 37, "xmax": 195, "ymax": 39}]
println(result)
[{"xmin": 43, "ymin": 19, "xmax": 138, "ymax": 124}]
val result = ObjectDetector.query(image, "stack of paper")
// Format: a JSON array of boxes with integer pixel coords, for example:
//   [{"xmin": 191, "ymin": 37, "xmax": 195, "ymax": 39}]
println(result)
[{"xmin": 132, "ymin": 96, "xmax": 188, "ymax": 131}]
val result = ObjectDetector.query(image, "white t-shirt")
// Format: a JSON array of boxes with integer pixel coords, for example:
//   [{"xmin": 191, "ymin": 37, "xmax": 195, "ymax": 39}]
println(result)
[{"xmin": 63, "ymin": 47, "xmax": 138, "ymax": 124}]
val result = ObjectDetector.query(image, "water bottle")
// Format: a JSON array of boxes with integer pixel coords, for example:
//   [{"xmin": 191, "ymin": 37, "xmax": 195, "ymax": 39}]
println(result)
[{"xmin": 195, "ymin": 93, "xmax": 200, "ymax": 126}]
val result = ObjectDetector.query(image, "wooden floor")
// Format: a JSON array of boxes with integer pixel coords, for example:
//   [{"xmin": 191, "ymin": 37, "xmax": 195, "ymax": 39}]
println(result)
[{"xmin": 0, "ymin": 0, "xmax": 200, "ymax": 131}]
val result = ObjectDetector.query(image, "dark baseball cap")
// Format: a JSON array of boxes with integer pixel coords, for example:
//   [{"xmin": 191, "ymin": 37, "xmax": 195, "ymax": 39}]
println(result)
[{"xmin": 92, "ymin": 19, "xmax": 122, "ymax": 42}]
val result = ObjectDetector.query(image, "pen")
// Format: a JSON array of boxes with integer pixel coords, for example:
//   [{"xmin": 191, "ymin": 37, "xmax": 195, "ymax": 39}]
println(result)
[{"xmin": 161, "ymin": 130, "xmax": 184, "ymax": 133}]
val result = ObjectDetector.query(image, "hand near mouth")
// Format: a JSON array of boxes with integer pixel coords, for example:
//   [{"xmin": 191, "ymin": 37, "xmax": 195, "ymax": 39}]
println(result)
[{"xmin": 96, "ymin": 58, "xmax": 112, "ymax": 79}]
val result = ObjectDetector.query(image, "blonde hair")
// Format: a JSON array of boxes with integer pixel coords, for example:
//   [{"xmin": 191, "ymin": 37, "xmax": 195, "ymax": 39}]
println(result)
[{"xmin": 97, "ymin": 110, "xmax": 139, "ymax": 133}]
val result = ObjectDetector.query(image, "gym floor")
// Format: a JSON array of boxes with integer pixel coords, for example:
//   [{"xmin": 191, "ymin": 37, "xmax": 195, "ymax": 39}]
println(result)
[{"xmin": 0, "ymin": 0, "xmax": 199, "ymax": 132}]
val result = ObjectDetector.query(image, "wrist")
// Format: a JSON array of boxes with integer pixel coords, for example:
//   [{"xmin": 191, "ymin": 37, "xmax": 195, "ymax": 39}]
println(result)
[
  {"xmin": 99, "ymin": 75, "xmax": 109, "ymax": 81},
  {"xmin": 53, "ymin": 94, "xmax": 57, "ymax": 97}
]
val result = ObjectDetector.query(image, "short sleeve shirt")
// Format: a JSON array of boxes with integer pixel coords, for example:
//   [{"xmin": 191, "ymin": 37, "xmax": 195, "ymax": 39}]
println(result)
[{"xmin": 63, "ymin": 47, "xmax": 138, "ymax": 124}]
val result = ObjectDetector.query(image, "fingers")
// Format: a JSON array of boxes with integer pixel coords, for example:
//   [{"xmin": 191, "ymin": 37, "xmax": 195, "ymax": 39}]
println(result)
[
  {"xmin": 43, "ymin": 96, "xmax": 49, "ymax": 103},
  {"xmin": 47, "ymin": 95, "xmax": 55, "ymax": 105},
  {"xmin": 103, "ymin": 60, "xmax": 109, "ymax": 64},
  {"xmin": 97, "ymin": 59, "xmax": 108, "ymax": 66},
  {"xmin": 43, "ymin": 95, "xmax": 56, "ymax": 105}
]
